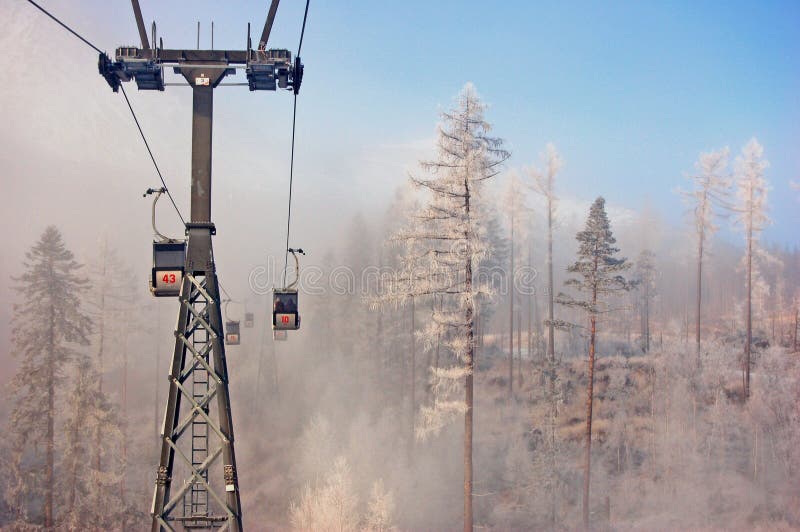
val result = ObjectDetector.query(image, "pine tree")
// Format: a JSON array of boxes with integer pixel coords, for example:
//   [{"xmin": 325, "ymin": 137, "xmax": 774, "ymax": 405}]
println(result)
[
  {"xmin": 557, "ymin": 197, "xmax": 630, "ymax": 528},
  {"xmin": 387, "ymin": 83, "xmax": 508, "ymax": 531},
  {"xmin": 732, "ymin": 138, "xmax": 770, "ymax": 399},
  {"xmin": 4, "ymin": 226, "xmax": 91, "ymax": 527},
  {"xmin": 681, "ymin": 148, "xmax": 730, "ymax": 357}
]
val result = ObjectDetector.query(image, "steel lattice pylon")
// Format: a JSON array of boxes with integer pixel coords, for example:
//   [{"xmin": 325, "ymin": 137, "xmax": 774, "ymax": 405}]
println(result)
[
  {"xmin": 152, "ymin": 263, "xmax": 242, "ymax": 531},
  {"xmin": 95, "ymin": 5, "xmax": 304, "ymax": 527}
]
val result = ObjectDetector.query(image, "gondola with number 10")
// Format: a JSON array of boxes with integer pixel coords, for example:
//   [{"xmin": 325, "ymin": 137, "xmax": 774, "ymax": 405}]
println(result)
[{"xmin": 273, "ymin": 248, "xmax": 304, "ymax": 331}]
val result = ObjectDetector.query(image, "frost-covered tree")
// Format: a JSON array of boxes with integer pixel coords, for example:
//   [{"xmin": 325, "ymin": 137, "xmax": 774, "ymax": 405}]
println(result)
[
  {"xmin": 60, "ymin": 351, "xmax": 128, "ymax": 529},
  {"xmin": 681, "ymin": 147, "xmax": 730, "ymax": 355},
  {"xmin": 388, "ymin": 83, "xmax": 508, "ymax": 531},
  {"xmin": 363, "ymin": 479, "xmax": 395, "ymax": 532},
  {"xmin": 4, "ymin": 226, "xmax": 91, "ymax": 527},
  {"xmin": 86, "ymin": 239, "xmax": 137, "ymax": 507},
  {"xmin": 528, "ymin": 143, "xmax": 562, "ymax": 370},
  {"xmin": 290, "ymin": 456, "xmax": 360, "ymax": 532},
  {"xmin": 527, "ymin": 142, "xmax": 562, "ymax": 524},
  {"xmin": 476, "ymin": 202, "xmax": 509, "ymax": 346},
  {"xmin": 732, "ymin": 138, "xmax": 770, "ymax": 399},
  {"xmin": 503, "ymin": 172, "xmax": 528, "ymax": 399},
  {"xmin": 557, "ymin": 197, "xmax": 630, "ymax": 528},
  {"xmin": 634, "ymin": 249, "xmax": 658, "ymax": 353}
]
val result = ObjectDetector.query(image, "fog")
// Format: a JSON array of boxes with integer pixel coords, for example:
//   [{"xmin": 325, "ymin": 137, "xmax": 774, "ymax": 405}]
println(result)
[{"xmin": 1, "ymin": 1, "xmax": 799, "ymax": 531}]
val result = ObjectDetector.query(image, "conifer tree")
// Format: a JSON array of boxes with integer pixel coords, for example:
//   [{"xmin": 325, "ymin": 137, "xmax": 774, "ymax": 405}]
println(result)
[
  {"xmin": 387, "ymin": 83, "xmax": 508, "ymax": 531},
  {"xmin": 733, "ymin": 138, "xmax": 770, "ymax": 399},
  {"xmin": 557, "ymin": 197, "xmax": 630, "ymax": 529},
  {"xmin": 60, "ymin": 351, "xmax": 128, "ymax": 529},
  {"xmin": 681, "ymin": 148, "xmax": 730, "ymax": 356},
  {"xmin": 4, "ymin": 226, "xmax": 91, "ymax": 527},
  {"xmin": 528, "ymin": 142, "xmax": 562, "ymax": 524}
]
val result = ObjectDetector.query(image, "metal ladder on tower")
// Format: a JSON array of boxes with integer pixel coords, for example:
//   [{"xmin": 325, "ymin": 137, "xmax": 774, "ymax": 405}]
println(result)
[{"xmin": 184, "ymin": 321, "xmax": 211, "ymax": 527}]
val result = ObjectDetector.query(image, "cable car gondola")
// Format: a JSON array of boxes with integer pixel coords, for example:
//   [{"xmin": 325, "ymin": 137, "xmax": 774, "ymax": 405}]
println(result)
[
  {"xmin": 145, "ymin": 188, "xmax": 186, "ymax": 297},
  {"xmin": 151, "ymin": 241, "xmax": 186, "ymax": 297},
  {"xmin": 273, "ymin": 289, "xmax": 299, "ymax": 330},
  {"xmin": 273, "ymin": 248, "xmax": 304, "ymax": 331},
  {"xmin": 225, "ymin": 320, "xmax": 241, "ymax": 345},
  {"xmin": 244, "ymin": 312, "xmax": 254, "ymax": 328}
]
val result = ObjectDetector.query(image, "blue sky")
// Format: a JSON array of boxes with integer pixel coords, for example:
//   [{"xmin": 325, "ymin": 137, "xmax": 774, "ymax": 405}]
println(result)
[
  {"xmin": 163, "ymin": 0, "xmax": 798, "ymax": 244},
  {"xmin": 0, "ymin": 0, "xmax": 797, "ymax": 362},
  {"xmin": 305, "ymin": 0, "xmax": 799, "ymax": 243},
  {"xmin": 1, "ymin": 0, "xmax": 798, "ymax": 261}
]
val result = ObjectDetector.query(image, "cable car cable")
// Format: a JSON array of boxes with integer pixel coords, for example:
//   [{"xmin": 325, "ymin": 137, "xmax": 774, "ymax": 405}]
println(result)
[
  {"xmin": 297, "ymin": 0, "xmax": 310, "ymax": 57},
  {"xmin": 218, "ymin": 281, "xmax": 234, "ymax": 303},
  {"xmin": 25, "ymin": 0, "xmax": 103, "ymax": 54},
  {"xmin": 281, "ymin": 0, "xmax": 310, "ymax": 287},
  {"xmin": 121, "ymin": 84, "xmax": 187, "ymax": 226},
  {"xmin": 24, "ymin": 0, "xmax": 187, "ymax": 227}
]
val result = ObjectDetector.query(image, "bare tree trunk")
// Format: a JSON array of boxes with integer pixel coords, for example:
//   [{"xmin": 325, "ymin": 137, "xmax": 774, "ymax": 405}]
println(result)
[
  {"xmin": 377, "ymin": 302, "xmax": 384, "ymax": 395},
  {"xmin": 410, "ymin": 297, "xmax": 416, "ymax": 452},
  {"xmin": 401, "ymin": 306, "xmax": 407, "ymax": 415},
  {"xmin": 644, "ymin": 280, "xmax": 651, "ymax": 353},
  {"xmin": 464, "ymin": 176, "xmax": 474, "ymax": 532},
  {"xmin": 95, "ymin": 243, "xmax": 107, "ymax": 474},
  {"xmin": 527, "ymin": 237, "xmax": 533, "ymax": 363},
  {"xmin": 696, "ymin": 228, "xmax": 704, "ymax": 359},
  {"xmin": 155, "ymin": 306, "xmax": 161, "ymax": 440},
  {"xmin": 583, "ymin": 267, "xmax": 599, "ymax": 529},
  {"xmin": 66, "ymin": 391, "xmax": 84, "ymax": 518},
  {"xmin": 793, "ymin": 308, "xmax": 798, "ymax": 352},
  {"xmin": 546, "ymin": 189, "xmax": 557, "ymax": 526},
  {"xmin": 426, "ymin": 296, "xmax": 440, "ymax": 406},
  {"xmin": 745, "ymin": 224, "xmax": 753, "ymax": 399},
  {"xmin": 121, "ymin": 340, "xmax": 129, "ymax": 515},
  {"xmin": 509, "ymin": 211, "xmax": 515, "ymax": 401},
  {"xmin": 45, "ymin": 305, "xmax": 55, "ymax": 528},
  {"xmin": 517, "ymin": 312, "xmax": 523, "ymax": 388},
  {"xmin": 271, "ymin": 338, "xmax": 280, "ymax": 403}
]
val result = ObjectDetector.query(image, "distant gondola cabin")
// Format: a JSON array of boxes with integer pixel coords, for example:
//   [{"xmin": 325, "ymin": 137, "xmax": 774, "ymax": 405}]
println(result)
[
  {"xmin": 273, "ymin": 289, "xmax": 300, "ymax": 330},
  {"xmin": 151, "ymin": 241, "xmax": 186, "ymax": 297},
  {"xmin": 225, "ymin": 321, "xmax": 240, "ymax": 345},
  {"xmin": 244, "ymin": 312, "xmax": 254, "ymax": 328}
]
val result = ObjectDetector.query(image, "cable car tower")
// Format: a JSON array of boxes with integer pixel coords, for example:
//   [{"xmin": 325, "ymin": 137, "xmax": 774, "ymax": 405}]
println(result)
[{"xmin": 99, "ymin": 2, "xmax": 303, "ymax": 530}]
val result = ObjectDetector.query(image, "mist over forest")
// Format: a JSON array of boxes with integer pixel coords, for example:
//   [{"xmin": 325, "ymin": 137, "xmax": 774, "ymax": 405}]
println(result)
[{"xmin": 1, "ymin": 1, "xmax": 798, "ymax": 531}]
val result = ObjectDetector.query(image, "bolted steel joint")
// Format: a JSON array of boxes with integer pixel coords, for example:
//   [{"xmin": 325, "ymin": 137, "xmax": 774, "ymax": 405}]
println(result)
[
  {"xmin": 224, "ymin": 464, "xmax": 237, "ymax": 492},
  {"xmin": 156, "ymin": 465, "xmax": 170, "ymax": 486}
]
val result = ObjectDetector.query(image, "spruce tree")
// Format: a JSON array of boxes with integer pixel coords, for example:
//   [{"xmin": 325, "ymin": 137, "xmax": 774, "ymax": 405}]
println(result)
[
  {"xmin": 557, "ymin": 197, "xmax": 630, "ymax": 529},
  {"xmin": 4, "ymin": 226, "xmax": 91, "ymax": 527}
]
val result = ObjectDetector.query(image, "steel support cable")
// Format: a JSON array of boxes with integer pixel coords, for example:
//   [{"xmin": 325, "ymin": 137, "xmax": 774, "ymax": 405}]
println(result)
[
  {"xmin": 24, "ymin": 0, "xmax": 187, "ymax": 227},
  {"xmin": 281, "ymin": 0, "xmax": 310, "ymax": 287},
  {"xmin": 25, "ymin": 0, "xmax": 102, "ymax": 54},
  {"xmin": 119, "ymin": 85, "xmax": 187, "ymax": 226}
]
